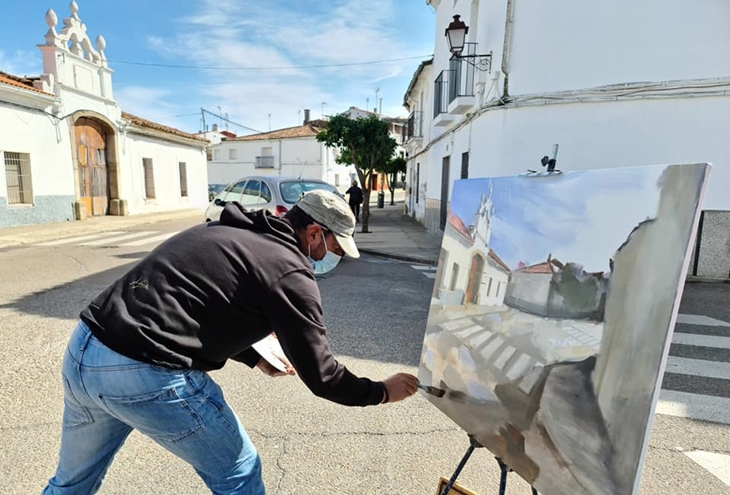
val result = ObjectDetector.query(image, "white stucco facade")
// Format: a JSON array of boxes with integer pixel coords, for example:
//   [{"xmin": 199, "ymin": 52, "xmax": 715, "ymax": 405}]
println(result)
[
  {"xmin": 207, "ymin": 127, "xmax": 353, "ymax": 189},
  {"xmin": 404, "ymin": 0, "xmax": 730, "ymax": 278},
  {"xmin": 0, "ymin": 2, "xmax": 209, "ymax": 228}
]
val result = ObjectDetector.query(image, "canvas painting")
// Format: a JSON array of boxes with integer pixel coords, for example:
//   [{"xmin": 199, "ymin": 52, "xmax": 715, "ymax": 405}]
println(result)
[{"xmin": 418, "ymin": 163, "xmax": 710, "ymax": 495}]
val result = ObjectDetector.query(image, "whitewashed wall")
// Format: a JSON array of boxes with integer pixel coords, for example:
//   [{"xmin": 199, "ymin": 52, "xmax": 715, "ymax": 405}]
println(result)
[
  {"xmin": 0, "ymin": 91, "xmax": 76, "ymax": 226},
  {"xmin": 120, "ymin": 133, "xmax": 208, "ymax": 215},
  {"xmin": 411, "ymin": 0, "xmax": 730, "ymax": 277}
]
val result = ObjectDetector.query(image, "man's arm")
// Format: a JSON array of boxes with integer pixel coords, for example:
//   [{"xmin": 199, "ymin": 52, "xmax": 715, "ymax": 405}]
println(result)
[{"xmin": 263, "ymin": 269, "xmax": 385, "ymax": 407}]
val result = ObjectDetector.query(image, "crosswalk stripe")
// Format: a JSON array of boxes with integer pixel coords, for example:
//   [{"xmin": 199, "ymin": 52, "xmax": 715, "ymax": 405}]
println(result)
[
  {"xmin": 684, "ymin": 451, "xmax": 730, "ymax": 487},
  {"xmin": 672, "ymin": 333, "xmax": 730, "ymax": 349},
  {"xmin": 677, "ymin": 314, "xmax": 730, "ymax": 327},
  {"xmin": 665, "ymin": 356, "xmax": 730, "ymax": 381},
  {"xmin": 80, "ymin": 232, "xmax": 158, "ymax": 246},
  {"xmin": 121, "ymin": 232, "xmax": 178, "ymax": 247},
  {"xmin": 37, "ymin": 232, "xmax": 125, "ymax": 246},
  {"xmin": 656, "ymin": 390, "xmax": 730, "ymax": 425}
]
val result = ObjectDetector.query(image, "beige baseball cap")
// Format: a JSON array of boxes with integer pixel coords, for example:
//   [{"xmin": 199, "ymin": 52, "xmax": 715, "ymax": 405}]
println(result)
[{"xmin": 296, "ymin": 190, "xmax": 360, "ymax": 259}]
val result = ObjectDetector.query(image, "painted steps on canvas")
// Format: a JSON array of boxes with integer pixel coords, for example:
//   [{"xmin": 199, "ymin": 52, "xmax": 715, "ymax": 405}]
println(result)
[{"xmin": 434, "ymin": 310, "xmax": 730, "ymax": 425}]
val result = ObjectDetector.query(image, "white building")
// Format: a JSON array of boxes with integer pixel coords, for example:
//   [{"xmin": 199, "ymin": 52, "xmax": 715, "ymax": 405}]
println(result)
[
  {"xmin": 206, "ymin": 110, "xmax": 353, "ymax": 189},
  {"xmin": 0, "ymin": 3, "xmax": 208, "ymax": 228},
  {"xmin": 434, "ymin": 189, "xmax": 510, "ymax": 307},
  {"xmin": 403, "ymin": 0, "xmax": 730, "ymax": 279}
]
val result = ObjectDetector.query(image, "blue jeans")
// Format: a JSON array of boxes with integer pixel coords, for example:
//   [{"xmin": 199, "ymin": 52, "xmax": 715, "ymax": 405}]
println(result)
[{"xmin": 43, "ymin": 321, "xmax": 264, "ymax": 495}]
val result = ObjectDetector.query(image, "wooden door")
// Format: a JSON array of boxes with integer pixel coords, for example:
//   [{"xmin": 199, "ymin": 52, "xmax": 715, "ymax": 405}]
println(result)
[
  {"xmin": 75, "ymin": 118, "xmax": 109, "ymax": 216},
  {"xmin": 465, "ymin": 254, "xmax": 484, "ymax": 304}
]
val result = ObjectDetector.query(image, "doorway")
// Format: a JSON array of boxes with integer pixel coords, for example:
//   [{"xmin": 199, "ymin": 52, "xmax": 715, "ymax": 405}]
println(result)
[
  {"xmin": 74, "ymin": 117, "xmax": 109, "ymax": 216},
  {"xmin": 465, "ymin": 254, "xmax": 485, "ymax": 304},
  {"xmin": 440, "ymin": 156, "xmax": 450, "ymax": 231}
]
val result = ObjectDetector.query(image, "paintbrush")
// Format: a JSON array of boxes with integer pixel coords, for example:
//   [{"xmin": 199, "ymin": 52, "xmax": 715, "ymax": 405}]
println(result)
[{"xmin": 418, "ymin": 384, "xmax": 446, "ymax": 398}]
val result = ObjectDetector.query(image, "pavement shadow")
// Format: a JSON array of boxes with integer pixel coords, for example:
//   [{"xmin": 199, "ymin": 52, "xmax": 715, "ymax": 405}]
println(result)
[
  {"xmin": 1, "ymin": 253, "xmax": 431, "ymax": 368},
  {"xmin": 0, "ymin": 262, "xmax": 137, "ymax": 320},
  {"xmin": 315, "ymin": 255, "xmax": 431, "ymax": 368}
]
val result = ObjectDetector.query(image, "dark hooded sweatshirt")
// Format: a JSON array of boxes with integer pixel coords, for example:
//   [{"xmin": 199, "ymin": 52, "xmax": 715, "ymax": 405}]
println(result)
[{"xmin": 80, "ymin": 204, "xmax": 384, "ymax": 407}]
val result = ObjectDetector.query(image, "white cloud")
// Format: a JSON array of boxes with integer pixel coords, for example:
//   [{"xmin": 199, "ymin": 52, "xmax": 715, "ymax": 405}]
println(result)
[
  {"xmin": 114, "ymin": 85, "xmax": 191, "ymax": 131},
  {"xmin": 142, "ymin": 0, "xmax": 430, "ymax": 132},
  {"xmin": 0, "ymin": 49, "xmax": 42, "ymax": 77}
]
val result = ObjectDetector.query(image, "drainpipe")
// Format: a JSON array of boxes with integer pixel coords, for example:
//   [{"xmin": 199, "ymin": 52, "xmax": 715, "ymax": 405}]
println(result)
[{"xmin": 501, "ymin": 0, "xmax": 515, "ymax": 102}]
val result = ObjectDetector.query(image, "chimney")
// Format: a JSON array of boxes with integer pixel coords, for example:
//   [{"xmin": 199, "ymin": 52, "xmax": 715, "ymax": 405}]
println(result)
[
  {"xmin": 303, "ymin": 109, "xmax": 310, "ymax": 124},
  {"xmin": 212, "ymin": 123, "xmax": 218, "ymax": 132}
]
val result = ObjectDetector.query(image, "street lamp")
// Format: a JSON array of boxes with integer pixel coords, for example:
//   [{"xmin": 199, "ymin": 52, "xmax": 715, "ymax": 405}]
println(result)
[
  {"xmin": 445, "ymin": 15, "xmax": 468, "ymax": 55},
  {"xmin": 444, "ymin": 14, "xmax": 492, "ymax": 72}
]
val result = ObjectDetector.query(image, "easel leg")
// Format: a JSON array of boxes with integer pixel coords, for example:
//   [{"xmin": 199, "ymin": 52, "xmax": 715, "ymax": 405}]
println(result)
[
  {"xmin": 495, "ymin": 457, "xmax": 539, "ymax": 495},
  {"xmin": 497, "ymin": 458, "xmax": 509, "ymax": 495},
  {"xmin": 440, "ymin": 442, "xmax": 477, "ymax": 495}
]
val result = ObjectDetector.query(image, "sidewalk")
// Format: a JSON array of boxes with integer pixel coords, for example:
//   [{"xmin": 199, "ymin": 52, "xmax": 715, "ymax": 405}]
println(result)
[
  {"xmin": 356, "ymin": 193, "xmax": 443, "ymax": 265},
  {"xmin": 0, "ymin": 208, "xmax": 203, "ymax": 249}
]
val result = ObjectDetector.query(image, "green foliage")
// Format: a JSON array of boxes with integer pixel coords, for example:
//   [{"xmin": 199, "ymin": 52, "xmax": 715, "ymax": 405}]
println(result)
[{"xmin": 316, "ymin": 115, "xmax": 397, "ymax": 191}]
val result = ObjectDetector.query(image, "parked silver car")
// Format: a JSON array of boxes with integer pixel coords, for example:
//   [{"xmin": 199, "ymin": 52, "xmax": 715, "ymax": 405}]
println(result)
[{"xmin": 205, "ymin": 175, "xmax": 344, "ymax": 221}]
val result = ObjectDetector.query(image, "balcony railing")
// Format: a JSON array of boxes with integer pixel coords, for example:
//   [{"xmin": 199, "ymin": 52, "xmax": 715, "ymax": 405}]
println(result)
[
  {"xmin": 433, "ymin": 70, "xmax": 452, "ymax": 118},
  {"xmin": 405, "ymin": 111, "xmax": 423, "ymax": 141},
  {"xmin": 449, "ymin": 42, "xmax": 477, "ymax": 104},
  {"xmin": 255, "ymin": 156, "xmax": 275, "ymax": 168}
]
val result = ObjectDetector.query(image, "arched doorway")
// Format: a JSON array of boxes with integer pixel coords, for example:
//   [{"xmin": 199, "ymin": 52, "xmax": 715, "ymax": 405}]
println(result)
[
  {"xmin": 74, "ymin": 117, "xmax": 109, "ymax": 216},
  {"xmin": 465, "ymin": 253, "xmax": 485, "ymax": 304}
]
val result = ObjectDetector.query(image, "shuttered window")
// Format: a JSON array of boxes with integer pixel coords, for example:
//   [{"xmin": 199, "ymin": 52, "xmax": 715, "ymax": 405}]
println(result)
[
  {"xmin": 179, "ymin": 162, "xmax": 188, "ymax": 197},
  {"xmin": 4, "ymin": 152, "xmax": 33, "ymax": 205},
  {"xmin": 143, "ymin": 158, "xmax": 155, "ymax": 199}
]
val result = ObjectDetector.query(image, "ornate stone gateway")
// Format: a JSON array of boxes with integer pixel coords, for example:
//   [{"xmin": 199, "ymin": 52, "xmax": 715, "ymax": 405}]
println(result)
[{"xmin": 74, "ymin": 117, "xmax": 109, "ymax": 216}]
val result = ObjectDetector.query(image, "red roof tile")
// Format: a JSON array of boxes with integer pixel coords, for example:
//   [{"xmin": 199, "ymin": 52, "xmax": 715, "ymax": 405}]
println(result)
[
  {"xmin": 121, "ymin": 112, "xmax": 207, "ymax": 143},
  {"xmin": 230, "ymin": 122, "xmax": 325, "ymax": 141},
  {"xmin": 0, "ymin": 71, "xmax": 55, "ymax": 96}
]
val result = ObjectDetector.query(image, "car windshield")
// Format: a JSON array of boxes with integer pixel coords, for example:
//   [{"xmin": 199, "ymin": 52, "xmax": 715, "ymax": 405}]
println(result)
[{"xmin": 279, "ymin": 181, "xmax": 339, "ymax": 204}]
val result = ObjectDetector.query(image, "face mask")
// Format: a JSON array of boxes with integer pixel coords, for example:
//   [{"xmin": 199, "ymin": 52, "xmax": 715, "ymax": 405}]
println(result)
[{"xmin": 307, "ymin": 231, "xmax": 342, "ymax": 276}]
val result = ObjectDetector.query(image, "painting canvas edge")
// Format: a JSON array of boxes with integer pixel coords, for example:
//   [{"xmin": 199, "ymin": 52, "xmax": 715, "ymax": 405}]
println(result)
[{"xmin": 629, "ymin": 162, "xmax": 712, "ymax": 495}]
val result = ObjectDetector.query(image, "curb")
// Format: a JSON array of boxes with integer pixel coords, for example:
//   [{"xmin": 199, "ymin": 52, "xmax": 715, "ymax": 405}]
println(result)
[
  {"xmin": 358, "ymin": 248, "xmax": 438, "ymax": 266},
  {"xmin": 686, "ymin": 276, "xmax": 730, "ymax": 283}
]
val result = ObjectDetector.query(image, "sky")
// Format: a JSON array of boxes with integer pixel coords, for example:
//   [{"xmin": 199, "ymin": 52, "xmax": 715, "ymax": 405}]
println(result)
[
  {"xmin": 0, "ymin": 0, "xmax": 435, "ymax": 135},
  {"xmin": 449, "ymin": 166, "xmax": 670, "ymax": 273}
]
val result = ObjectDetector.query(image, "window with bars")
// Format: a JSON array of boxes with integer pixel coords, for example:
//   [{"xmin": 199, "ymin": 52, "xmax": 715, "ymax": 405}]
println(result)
[
  {"xmin": 143, "ymin": 158, "xmax": 155, "ymax": 199},
  {"xmin": 178, "ymin": 162, "xmax": 188, "ymax": 197},
  {"xmin": 4, "ymin": 152, "xmax": 33, "ymax": 205}
]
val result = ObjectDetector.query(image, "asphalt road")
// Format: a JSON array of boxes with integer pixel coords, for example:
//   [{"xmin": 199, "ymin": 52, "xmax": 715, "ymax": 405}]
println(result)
[{"xmin": 0, "ymin": 216, "xmax": 728, "ymax": 494}]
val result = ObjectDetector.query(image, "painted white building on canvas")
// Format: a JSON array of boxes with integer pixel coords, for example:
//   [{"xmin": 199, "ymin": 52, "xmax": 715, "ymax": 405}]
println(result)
[
  {"xmin": 434, "ymin": 190, "xmax": 510, "ymax": 306},
  {"xmin": 403, "ymin": 0, "xmax": 730, "ymax": 279},
  {"xmin": 206, "ymin": 110, "xmax": 354, "ymax": 189},
  {"xmin": 0, "ymin": 3, "xmax": 208, "ymax": 229}
]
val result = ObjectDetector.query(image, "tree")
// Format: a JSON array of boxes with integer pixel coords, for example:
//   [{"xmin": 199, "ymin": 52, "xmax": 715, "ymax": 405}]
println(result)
[
  {"xmin": 316, "ymin": 115, "xmax": 397, "ymax": 233},
  {"xmin": 376, "ymin": 156, "xmax": 407, "ymax": 206}
]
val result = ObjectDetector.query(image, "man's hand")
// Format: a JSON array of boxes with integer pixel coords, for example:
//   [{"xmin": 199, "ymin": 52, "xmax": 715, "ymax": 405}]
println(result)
[
  {"xmin": 256, "ymin": 357, "xmax": 296, "ymax": 377},
  {"xmin": 382, "ymin": 373, "xmax": 419, "ymax": 403}
]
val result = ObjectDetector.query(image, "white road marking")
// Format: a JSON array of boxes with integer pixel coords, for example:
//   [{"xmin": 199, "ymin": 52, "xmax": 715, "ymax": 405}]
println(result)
[
  {"xmin": 672, "ymin": 333, "xmax": 730, "ymax": 349},
  {"xmin": 656, "ymin": 390, "xmax": 730, "ymax": 425},
  {"xmin": 493, "ymin": 345, "xmax": 517, "ymax": 370},
  {"xmin": 677, "ymin": 314, "xmax": 730, "ymax": 327},
  {"xmin": 80, "ymin": 232, "xmax": 158, "ymax": 246},
  {"xmin": 452, "ymin": 325, "xmax": 485, "ymax": 340},
  {"xmin": 37, "ymin": 232, "xmax": 125, "ymax": 246},
  {"xmin": 121, "ymin": 232, "xmax": 179, "ymax": 247},
  {"xmin": 684, "ymin": 451, "xmax": 730, "ymax": 487},
  {"xmin": 505, "ymin": 354, "xmax": 534, "ymax": 381},
  {"xmin": 441, "ymin": 319, "xmax": 476, "ymax": 332},
  {"xmin": 411, "ymin": 265, "xmax": 437, "ymax": 271},
  {"xmin": 425, "ymin": 273, "xmax": 437, "ymax": 279},
  {"xmin": 664, "ymin": 356, "xmax": 730, "ymax": 381}
]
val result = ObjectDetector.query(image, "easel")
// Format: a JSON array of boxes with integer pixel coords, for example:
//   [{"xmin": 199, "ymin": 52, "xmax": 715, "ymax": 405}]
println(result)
[{"xmin": 439, "ymin": 435, "xmax": 538, "ymax": 495}]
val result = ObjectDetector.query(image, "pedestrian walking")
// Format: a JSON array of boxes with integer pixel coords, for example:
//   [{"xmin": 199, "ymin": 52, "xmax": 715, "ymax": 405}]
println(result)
[
  {"xmin": 42, "ymin": 190, "xmax": 419, "ymax": 495},
  {"xmin": 345, "ymin": 180, "xmax": 363, "ymax": 221}
]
